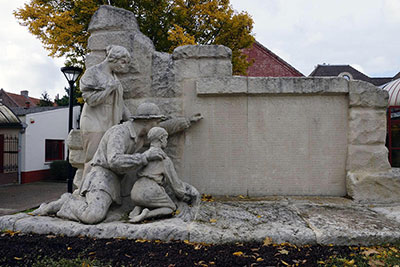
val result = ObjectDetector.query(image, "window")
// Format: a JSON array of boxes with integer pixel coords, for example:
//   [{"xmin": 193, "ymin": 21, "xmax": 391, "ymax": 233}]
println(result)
[{"xmin": 45, "ymin": 140, "xmax": 64, "ymax": 161}]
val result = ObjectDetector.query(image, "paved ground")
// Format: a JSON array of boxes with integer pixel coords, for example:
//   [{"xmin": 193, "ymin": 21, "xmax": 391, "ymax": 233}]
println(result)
[{"xmin": 0, "ymin": 182, "xmax": 67, "ymax": 216}]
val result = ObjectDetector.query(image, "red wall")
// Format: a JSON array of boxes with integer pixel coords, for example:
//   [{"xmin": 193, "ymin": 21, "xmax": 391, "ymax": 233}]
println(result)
[
  {"xmin": 21, "ymin": 170, "xmax": 51, "ymax": 184},
  {"xmin": 243, "ymin": 42, "xmax": 303, "ymax": 77}
]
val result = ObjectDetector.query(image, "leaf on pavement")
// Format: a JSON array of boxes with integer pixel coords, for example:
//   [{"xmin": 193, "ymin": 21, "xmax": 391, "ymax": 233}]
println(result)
[
  {"xmin": 263, "ymin": 236, "xmax": 273, "ymax": 246},
  {"xmin": 233, "ymin": 251, "xmax": 244, "ymax": 256}
]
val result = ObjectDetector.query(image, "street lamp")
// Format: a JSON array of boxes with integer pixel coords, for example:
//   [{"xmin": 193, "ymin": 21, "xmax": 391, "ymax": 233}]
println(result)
[{"xmin": 61, "ymin": 66, "xmax": 83, "ymax": 193}]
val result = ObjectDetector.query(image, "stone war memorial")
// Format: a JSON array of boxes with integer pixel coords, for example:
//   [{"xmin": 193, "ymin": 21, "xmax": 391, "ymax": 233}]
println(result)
[{"xmin": 2, "ymin": 5, "xmax": 400, "ymax": 245}]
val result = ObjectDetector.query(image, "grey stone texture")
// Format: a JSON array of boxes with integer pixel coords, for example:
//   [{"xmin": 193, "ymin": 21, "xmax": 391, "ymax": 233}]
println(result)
[
  {"xmin": 3, "ymin": 197, "xmax": 400, "ymax": 245},
  {"xmin": 349, "ymin": 80, "xmax": 389, "ymax": 108},
  {"xmin": 347, "ymin": 169, "xmax": 400, "ymax": 203},
  {"xmin": 196, "ymin": 76, "xmax": 349, "ymax": 96}
]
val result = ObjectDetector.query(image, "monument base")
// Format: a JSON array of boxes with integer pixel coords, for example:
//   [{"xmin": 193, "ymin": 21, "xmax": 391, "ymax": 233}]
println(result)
[{"xmin": 2, "ymin": 197, "xmax": 400, "ymax": 245}]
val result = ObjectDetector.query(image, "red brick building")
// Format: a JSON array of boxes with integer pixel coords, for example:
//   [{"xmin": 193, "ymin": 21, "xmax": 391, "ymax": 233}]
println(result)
[
  {"xmin": 0, "ymin": 89, "xmax": 40, "ymax": 108},
  {"xmin": 242, "ymin": 41, "xmax": 303, "ymax": 77}
]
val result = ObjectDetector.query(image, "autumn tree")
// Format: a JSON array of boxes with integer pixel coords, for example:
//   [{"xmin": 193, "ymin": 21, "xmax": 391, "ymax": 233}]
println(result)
[{"xmin": 14, "ymin": 0, "xmax": 254, "ymax": 74}]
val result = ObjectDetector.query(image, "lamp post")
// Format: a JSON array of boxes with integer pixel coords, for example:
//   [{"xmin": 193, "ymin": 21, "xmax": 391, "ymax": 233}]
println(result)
[{"xmin": 61, "ymin": 66, "xmax": 83, "ymax": 193}]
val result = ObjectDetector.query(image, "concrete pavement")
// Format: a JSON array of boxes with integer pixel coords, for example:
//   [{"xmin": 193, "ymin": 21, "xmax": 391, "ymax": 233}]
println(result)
[{"xmin": 0, "ymin": 182, "xmax": 67, "ymax": 216}]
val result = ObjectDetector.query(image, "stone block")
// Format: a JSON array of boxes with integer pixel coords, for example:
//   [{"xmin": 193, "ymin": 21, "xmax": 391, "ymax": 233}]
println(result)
[
  {"xmin": 172, "ymin": 45, "xmax": 231, "ymax": 60},
  {"xmin": 347, "ymin": 144, "xmax": 391, "ymax": 172},
  {"xmin": 87, "ymin": 31, "xmax": 135, "ymax": 51},
  {"xmin": 69, "ymin": 150, "xmax": 85, "ymax": 167},
  {"xmin": 199, "ymin": 58, "xmax": 232, "ymax": 77},
  {"xmin": 347, "ymin": 169, "xmax": 400, "ymax": 203},
  {"xmin": 120, "ymin": 75, "xmax": 151, "ymax": 99},
  {"xmin": 88, "ymin": 5, "xmax": 139, "ymax": 32},
  {"xmin": 295, "ymin": 203, "xmax": 400, "ymax": 245},
  {"xmin": 173, "ymin": 59, "xmax": 200, "ymax": 80},
  {"xmin": 196, "ymin": 77, "xmax": 248, "ymax": 95},
  {"xmin": 151, "ymin": 52, "xmax": 180, "ymax": 97},
  {"xmin": 248, "ymin": 77, "xmax": 348, "ymax": 95},
  {"xmin": 348, "ymin": 108, "xmax": 386, "ymax": 145},
  {"xmin": 125, "ymin": 97, "xmax": 183, "ymax": 118},
  {"xmin": 66, "ymin": 130, "xmax": 82, "ymax": 150},
  {"xmin": 349, "ymin": 80, "xmax": 389, "ymax": 108}
]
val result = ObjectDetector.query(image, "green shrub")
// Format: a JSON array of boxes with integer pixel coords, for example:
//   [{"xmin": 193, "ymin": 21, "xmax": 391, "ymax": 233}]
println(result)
[{"xmin": 49, "ymin": 160, "xmax": 70, "ymax": 181}]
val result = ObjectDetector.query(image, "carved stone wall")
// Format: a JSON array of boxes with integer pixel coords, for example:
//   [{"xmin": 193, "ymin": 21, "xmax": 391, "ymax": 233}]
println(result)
[{"xmin": 76, "ymin": 5, "xmax": 399, "ymax": 201}]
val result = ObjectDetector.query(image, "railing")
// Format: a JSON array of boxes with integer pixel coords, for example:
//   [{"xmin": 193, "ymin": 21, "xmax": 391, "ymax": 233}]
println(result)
[{"xmin": 0, "ymin": 135, "xmax": 18, "ymax": 173}]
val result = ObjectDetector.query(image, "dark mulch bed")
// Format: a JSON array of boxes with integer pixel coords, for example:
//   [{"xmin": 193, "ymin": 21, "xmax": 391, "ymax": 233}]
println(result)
[{"xmin": 0, "ymin": 232, "xmax": 352, "ymax": 266}]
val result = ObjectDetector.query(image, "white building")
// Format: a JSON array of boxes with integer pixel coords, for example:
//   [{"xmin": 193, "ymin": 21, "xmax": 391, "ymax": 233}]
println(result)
[{"xmin": 11, "ymin": 106, "xmax": 80, "ymax": 183}]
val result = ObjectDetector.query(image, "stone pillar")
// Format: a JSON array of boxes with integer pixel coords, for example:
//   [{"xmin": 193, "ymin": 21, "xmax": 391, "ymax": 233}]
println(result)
[{"xmin": 346, "ymin": 80, "xmax": 400, "ymax": 203}]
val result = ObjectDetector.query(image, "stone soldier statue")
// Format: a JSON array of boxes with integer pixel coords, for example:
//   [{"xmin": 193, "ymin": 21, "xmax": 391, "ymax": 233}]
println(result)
[
  {"xmin": 129, "ymin": 127, "xmax": 199, "ymax": 223},
  {"xmin": 33, "ymin": 103, "xmax": 202, "ymax": 224}
]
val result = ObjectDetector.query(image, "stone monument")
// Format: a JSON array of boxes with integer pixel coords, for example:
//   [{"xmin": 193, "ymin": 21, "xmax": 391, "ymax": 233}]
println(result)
[{"xmin": 1, "ymin": 5, "xmax": 400, "ymax": 245}]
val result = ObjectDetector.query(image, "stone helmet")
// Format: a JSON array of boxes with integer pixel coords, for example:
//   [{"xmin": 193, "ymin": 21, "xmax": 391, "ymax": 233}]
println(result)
[{"xmin": 131, "ymin": 102, "xmax": 167, "ymax": 120}]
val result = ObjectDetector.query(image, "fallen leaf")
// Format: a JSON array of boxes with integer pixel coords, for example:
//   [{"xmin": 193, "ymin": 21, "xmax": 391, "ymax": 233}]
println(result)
[
  {"xmin": 14, "ymin": 257, "xmax": 22, "ymax": 260},
  {"xmin": 263, "ymin": 236, "xmax": 273, "ymax": 246},
  {"xmin": 238, "ymin": 195, "xmax": 246, "ymax": 199},
  {"xmin": 88, "ymin": 252, "xmax": 96, "ymax": 255},
  {"xmin": 233, "ymin": 251, "xmax": 244, "ymax": 256},
  {"xmin": 46, "ymin": 235, "xmax": 56, "ymax": 239},
  {"xmin": 281, "ymin": 260, "xmax": 289, "ymax": 266},
  {"xmin": 135, "ymin": 239, "xmax": 148, "ymax": 243},
  {"xmin": 362, "ymin": 248, "xmax": 380, "ymax": 256},
  {"xmin": 194, "ymin": 244, "xmax": 202, "ymax": 250},
  {"xmin": 209, "ymin": 219, "xmax": 217, "ymax": 223},
  {"xmin": 124, "ymin": 254, "xmax": 132, "ymax": 258},
  {"xmin": 256, "ymin": 257, "xmax": 263, "ymax": 262},
  {"xmin": 279, "ymin": 249, "xmax": 289, "ymax": 255},
  {"xmin": 256, "ymin": 215, "xmax": 262, "ymax": 218},
  {"xmin": 67, "ymin": 247, "xmax": 72, "ymax": 250}
]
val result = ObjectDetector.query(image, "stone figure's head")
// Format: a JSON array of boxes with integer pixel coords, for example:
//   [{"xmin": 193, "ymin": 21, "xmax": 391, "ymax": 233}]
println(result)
[
  {"xmin": 147, "ymin": 127, "xmax": 168, "ymax": 149},
  {"xmin": 131, "ymin": 102, "xmax": 167, "ymax": 129},
  {"xmin": 106, "ymin": 45, "xmax": 131, "ymax": 73}
]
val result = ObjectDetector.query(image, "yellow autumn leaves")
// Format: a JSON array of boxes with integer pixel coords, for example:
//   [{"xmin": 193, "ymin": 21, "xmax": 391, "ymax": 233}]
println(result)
[{"xmin": 14, "ymin": 0, "xmax": 254, "ymax": 74}]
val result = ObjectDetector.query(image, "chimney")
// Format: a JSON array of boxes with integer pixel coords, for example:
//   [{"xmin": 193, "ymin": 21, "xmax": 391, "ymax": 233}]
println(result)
[{"xmin": 20, "ymin": 90, "xmax": 29, "ymax": 98}]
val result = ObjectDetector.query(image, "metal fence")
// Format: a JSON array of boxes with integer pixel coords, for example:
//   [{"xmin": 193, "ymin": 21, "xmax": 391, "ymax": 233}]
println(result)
[{"xmin": 0, "ymin": 135, "xmax": 18, "ymax": 173}]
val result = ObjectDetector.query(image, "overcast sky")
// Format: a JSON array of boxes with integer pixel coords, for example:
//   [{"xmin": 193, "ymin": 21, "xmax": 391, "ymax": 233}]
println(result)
[{"xmin": 1, "ymin": 0, "xmax": 400, "ymax": 99}]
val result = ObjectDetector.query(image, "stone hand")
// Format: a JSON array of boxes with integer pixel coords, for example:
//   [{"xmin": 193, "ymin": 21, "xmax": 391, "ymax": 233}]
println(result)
[
  {"xmin": 189, "ymin": 113, "xmax": 203, "ymax": 123},
  {"xmin": 144, "ymin": 147, "xmax": 166, "ymax": 161}
]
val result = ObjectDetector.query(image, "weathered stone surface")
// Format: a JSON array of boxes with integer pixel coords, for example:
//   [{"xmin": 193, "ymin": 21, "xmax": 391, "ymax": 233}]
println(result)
[
  {"xmin": 172, "ymin": 45, "xmax": 232, "ymax": 60},
  {"xmin": 125, "ymin": 98, "xmax": 183, "ymax": 118},
  {"xmin": 0, "ymin": 213, "xmax": 29, "ymax": 230},
  {"xmin": 69, "ymin": 150, "xmax": 85, "ymax": 166},
  {"xmin": 151, "ymin": 52, "xmax": 180, "ymax": 97},
  {"xmin": 347, "ymin": 169, "xmax": 400, "ymax": 203},
  {"xmin": 348, "ymin": 108, "xmax": 386, "ymax": 145},
  {"xmin": 120, "ymin": 75, "xmax": 152, "ymax": 99},
  {"xmin": 189, "ymin": 201, "xmax": 315, "ymax": 244},
  {"xmin": 88, "ymin": 5, "xmax": 139, "ymax": 32},
  {"xmin": 349, "ymin": 80, "xmax": 389, "ymax": 108},
  {"xmin": 66, "ymin": 130, "xmax": 83, "ymax": 150},
  {"xmin": 295, "ymin": 203, "xmax": 400, "ymax": 245},
  {"xmin": 196, "ymin": 77, "xmax": 247, "ymax": 95},
  {"xmin": 88, "ymin": 31, "xmax": 135, "ymax": 51},
  {"xmin": 198, "ymin": 59, "xmax": 232, "ymax": 77},
  {"xmin": 183, "ymin": 94, "xmax": 348, "ymax": 196},
  {"xmin": 4, "ymin": 198, "xmax": 400, "ymax": 245},
  {"xmin": 248, "ymin": 77, "xmax": 348, "ymax": 95},
  {"xmin": 347, "ymin": 145, "xmax": 391, "ymax": 172},
  {"xmin": 85, "ymin": 52, "xmax": 106, "ymax": 69},
  {"xmin": 173, "ymin": 59, "xmax": 200, "ymax": 81}
]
